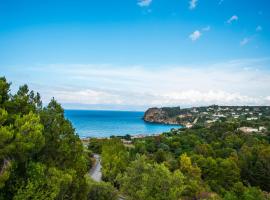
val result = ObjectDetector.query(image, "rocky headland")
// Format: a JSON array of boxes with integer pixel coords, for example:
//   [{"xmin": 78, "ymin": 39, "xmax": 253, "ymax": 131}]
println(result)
[{"xmin": 143, "ymin": 107, "xmax": 181, "ymax": 125}]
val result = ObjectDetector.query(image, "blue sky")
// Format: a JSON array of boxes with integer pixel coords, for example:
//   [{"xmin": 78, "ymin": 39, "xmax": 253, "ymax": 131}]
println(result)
[{"xmin": 1, "ymin": 0, "xmax": 270, "ymax": 110}]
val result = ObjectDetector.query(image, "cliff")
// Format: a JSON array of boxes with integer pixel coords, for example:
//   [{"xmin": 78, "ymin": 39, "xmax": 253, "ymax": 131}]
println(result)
[{"xmin": 143, "ymin": 107, "xmax": 181, "ymax": 125}]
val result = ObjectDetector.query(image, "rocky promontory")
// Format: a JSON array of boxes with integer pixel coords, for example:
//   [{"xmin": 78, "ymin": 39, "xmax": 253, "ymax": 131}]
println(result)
[
  {"xmin": 144, "ymin": 105, "xmax": 270, "ymax": 128},
  {"xmin": 143, "ymin": 107, "xmax": 181, "ymax": 125}
]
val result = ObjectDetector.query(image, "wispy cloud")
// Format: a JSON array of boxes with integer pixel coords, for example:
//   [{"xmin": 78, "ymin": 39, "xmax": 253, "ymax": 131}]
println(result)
[
  {"xmin": 256, "ymin": 25, "xmax": 262, "ymax": 32},
  {"xmin": 137, "ymin": 0, "xmax": 152, "ymax": 7},
  {"xmin": 227, "ymin": 15, "xmax": 238, "ymax": 24},
  {"xmin": 202, "ymin": 26, "xmax": 211, "ymax": 32},
  {"xmin": 189, "ymin": 30, "xmax": 201, "ymax": 41},
  {"xmin": 189, "ymin": 0, "xmax": 198, "ymax": 10},
  {"xmin": 6, "ymin": 58, "xmax": 270, "ymax": 109},
  {"xmin": 189, "ymin": 26, "xmax": 210, "ymax": 41},
  {"xmin": 240, "ymin": 37, "xmax": 251, "ymax": 46}
]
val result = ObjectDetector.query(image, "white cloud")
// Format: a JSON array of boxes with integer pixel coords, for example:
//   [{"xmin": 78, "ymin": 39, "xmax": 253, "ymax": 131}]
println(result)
[
  {"xmin": 202, "ymin": 26, "xmax": 211, "ymax": 31},
  {"xmin": 51, "ymin": 89, "xmax": 123, "ymax": 105},
  {"xmin": 189, "ymin": 0, "xmax": 198, "ymax": 10},
  {"xmin": 157, "ymin": 90, "xmax": 259, "ymax": 106},
  {"xmin": 240, "ymin": 37, "xmax": 251, "ymax": 46},
  {"xmin": 13, "ymin": 58, "xmax": 270, "ymax": 109},
  {"xmin": 256, "ymin": 25, "xmax": 262, "ymax": 32},
  {"xmin": 137, "ymin": 0, "xmax": 152, "ymax": 7},
  {"xmin": 189, "ymin": 30, "xmax": 201, "ymax": 41},
  {"xmin": 227, "ymin": 15, "xmax": 238, "ymax": 24}
]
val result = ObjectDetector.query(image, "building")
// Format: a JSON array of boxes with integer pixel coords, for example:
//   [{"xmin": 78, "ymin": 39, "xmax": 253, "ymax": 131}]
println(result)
[
  {"xmin": 247, "ymin": 117, "xmax": 258, "ymax": 121},
  {"xmin": 259, "ymin": 126, "xmax": 266, "ymax": 132},
  {"xmin": 238, "ymin": 127, "xmax": 259, "ymax": 133},
  {"xmin": 185, "ymin": 123, "xmax": 193, "ymax": 128}
]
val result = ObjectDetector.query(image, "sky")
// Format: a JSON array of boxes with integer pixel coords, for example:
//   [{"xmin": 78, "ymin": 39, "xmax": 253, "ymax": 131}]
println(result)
[{"xmin": 0, "ymin": 0, "xmax": 270, "ymax": 110}]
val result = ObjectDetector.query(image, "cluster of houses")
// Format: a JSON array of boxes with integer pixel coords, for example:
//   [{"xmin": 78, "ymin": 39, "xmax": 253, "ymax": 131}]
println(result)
[
  {"xmin": 192, "ymin": 106, "xmax": 266, "ymax": 123},
  {"xmin": 177, "ymin": 106, "xmax": 269, "ymax": 132}
]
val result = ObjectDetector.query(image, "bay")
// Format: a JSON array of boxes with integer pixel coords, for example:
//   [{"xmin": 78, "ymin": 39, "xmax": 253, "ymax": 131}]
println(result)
[{"xmin": 64, "ymin": 110, "xmax": 181, "ymax": 138}]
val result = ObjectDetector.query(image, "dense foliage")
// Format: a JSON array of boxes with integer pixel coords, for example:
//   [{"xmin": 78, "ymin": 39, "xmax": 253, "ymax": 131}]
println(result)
[
  {"xmin": 161, "ymin": 107, "xmax": 182, "ymax": 117},
  {"xmin": 89, "ymin": 120, "xmax": 270, "ymax": 199},
  {"xmin": 0, "ymin": 77, "xmax": 115, "ymax": 200}
]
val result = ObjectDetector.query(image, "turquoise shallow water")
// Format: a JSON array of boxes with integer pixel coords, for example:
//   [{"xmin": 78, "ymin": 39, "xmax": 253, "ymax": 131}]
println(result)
[{"xmin": 64, "ymin": 110, "xmax": 181, "ymax": 138}]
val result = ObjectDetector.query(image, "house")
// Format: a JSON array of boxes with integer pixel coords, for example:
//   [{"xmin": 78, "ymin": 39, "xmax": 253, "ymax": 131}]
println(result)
[
  {"xmin": 191, "ymin": 108, "xmax": 198, "ymax": 113},
  {"xmin": 206, "ymin": 120, "xmax": 215, "ymax": 124},
  {"xmin": 185, "ymin": 123, "xmax": 193, "ymax": 128},
  {"xmin": 247, "ymin": 117, "xmax": 258, "ymax": 121},
  {"xmin": 238, "ymin": 127, "xmax": 259, "ymax": 133},
  {"xmin": 121, "ymin": 139, "xmax": 132, "ymax": 145},
  {"xmin": 259, "ymin": 126, "xmax": 267, "ymax": 132}
]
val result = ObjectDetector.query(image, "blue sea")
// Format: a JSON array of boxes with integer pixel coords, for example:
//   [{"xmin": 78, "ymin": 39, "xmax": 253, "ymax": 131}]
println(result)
[{"xmin": 64, "ymin": 110, "xmax": 181, "ymax": 138}]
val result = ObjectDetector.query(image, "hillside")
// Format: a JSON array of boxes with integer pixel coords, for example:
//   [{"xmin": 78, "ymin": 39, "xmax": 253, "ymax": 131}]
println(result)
[
  {"xmin": 89, "ymin": 119, "xmax": 270, "ymax": 200},
  {"xmin": 144, "ymin": 105, "xmax": 270, "ymax": 128}
]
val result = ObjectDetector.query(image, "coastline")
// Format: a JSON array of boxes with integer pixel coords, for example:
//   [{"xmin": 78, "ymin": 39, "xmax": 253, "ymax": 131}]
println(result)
[
  {"xmin": 80, "ymin": 132, "xmax": 164, "ymax": 140},
  {"xmin": 66, "ymin": 109, "xmax": 181, "ymax": 138}
]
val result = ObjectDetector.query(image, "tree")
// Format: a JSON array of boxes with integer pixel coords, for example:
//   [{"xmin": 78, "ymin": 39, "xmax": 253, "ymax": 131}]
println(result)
[
  {"xmin": 224, "ymin": 182, "xmax": 265, "ymax": 200},
  {"xmin": 208, "ymin": 158, "xmax": 240, "ymax": 194},
  {"xmin": 0, "ymin": 78, "xmax": 92, "ymax": 199},
  {"xmin": 252, "ymin": 146, "xmax": 270, "ymax": 191},
  {"xmin": 39, "ymin": 99, "xmax": 88, "ymax": 175},
  {"xmin": 120, "ymin": 156, "xmax": 185, "ymax": 200},
  {"xmin": 239, "ymin": 144, "xmax": 270, "ymax": 191},
  {"xmin": 88, "ymin": 139, "xmax": 107, "ymax": 154},
  {"xmin": 0, "ymin": 77, "xmax": 10, "ymax": 107},
  {"xmin": 101, "ymin": 139, "xmax": 129, "ymax": 186},
  {"xmin": 194, "ymin": 143, "xmax": 215, "ymax": 157},
  {"xmin": 86, "ymin": 177, "xmax": 118, "ymax": 200},
  {"xmin": 13, "ymin": 162, "xmax": 72, "ymax": 200},
  {"xmin": 179, "ymin": 153, "xmax": 206, "ymax": 198},
  {"xmin": 14, "ymin": 112, "xmax": 45, "ymax": 161}
]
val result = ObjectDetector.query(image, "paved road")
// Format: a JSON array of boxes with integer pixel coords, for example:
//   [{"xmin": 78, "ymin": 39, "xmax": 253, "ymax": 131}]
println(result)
[
  {"xmin": 89, "ymin": 154, "xmax": 125, "ymax": 200},
  {"xmin": 89, "ymin": 154, "xmax": 102, "ymax": 182}
]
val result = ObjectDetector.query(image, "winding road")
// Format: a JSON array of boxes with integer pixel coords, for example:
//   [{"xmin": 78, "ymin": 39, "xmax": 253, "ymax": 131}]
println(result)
[
  {"xmin": 89, "ymin": 154, "xmax": 125, "ymax": 200},
  {"xmin": 90, "ymin": 154, "xmax": 102, "ymax": 182}
]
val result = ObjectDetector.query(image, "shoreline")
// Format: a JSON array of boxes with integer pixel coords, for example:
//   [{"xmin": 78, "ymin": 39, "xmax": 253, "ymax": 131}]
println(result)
[
  {"xmin": 80, "ymin": 132, "xmax": 163, "ymax": 140},
  {"xmin": 80, "ymin": 129, "xmax": 184, "ymax": 141},
  {"xmin": 142, "ymin": 118, "xmax": 183, "ymax": 126}
]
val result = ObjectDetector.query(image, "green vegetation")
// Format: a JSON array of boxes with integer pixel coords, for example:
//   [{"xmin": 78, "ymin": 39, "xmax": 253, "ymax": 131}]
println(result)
[
  {"xmin": 89, "ymin": 121, "xmax": 270, "ymax": 199},
  {"xmin": 161, "ymin": 107, "xmax": 182, "ymax": 117},
  {"xmin": 0, "ymin": 77, "xmax": 115, "ymax": 200}
]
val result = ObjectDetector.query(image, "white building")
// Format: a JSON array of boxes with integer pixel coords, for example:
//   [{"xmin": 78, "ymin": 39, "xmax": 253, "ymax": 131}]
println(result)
[
  {"xmin": 247, "ymin": 117, "xmax": 258, "ymax": 121},
  {"xmin": 238, "ymin": 127, "xmax": 259, "ymax": 133}
]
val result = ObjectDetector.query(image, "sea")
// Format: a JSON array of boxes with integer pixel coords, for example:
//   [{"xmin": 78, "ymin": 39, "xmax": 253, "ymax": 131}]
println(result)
[{"xmin": 64, "ymin": 110, "xmax": 181, "ymax": 138}]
